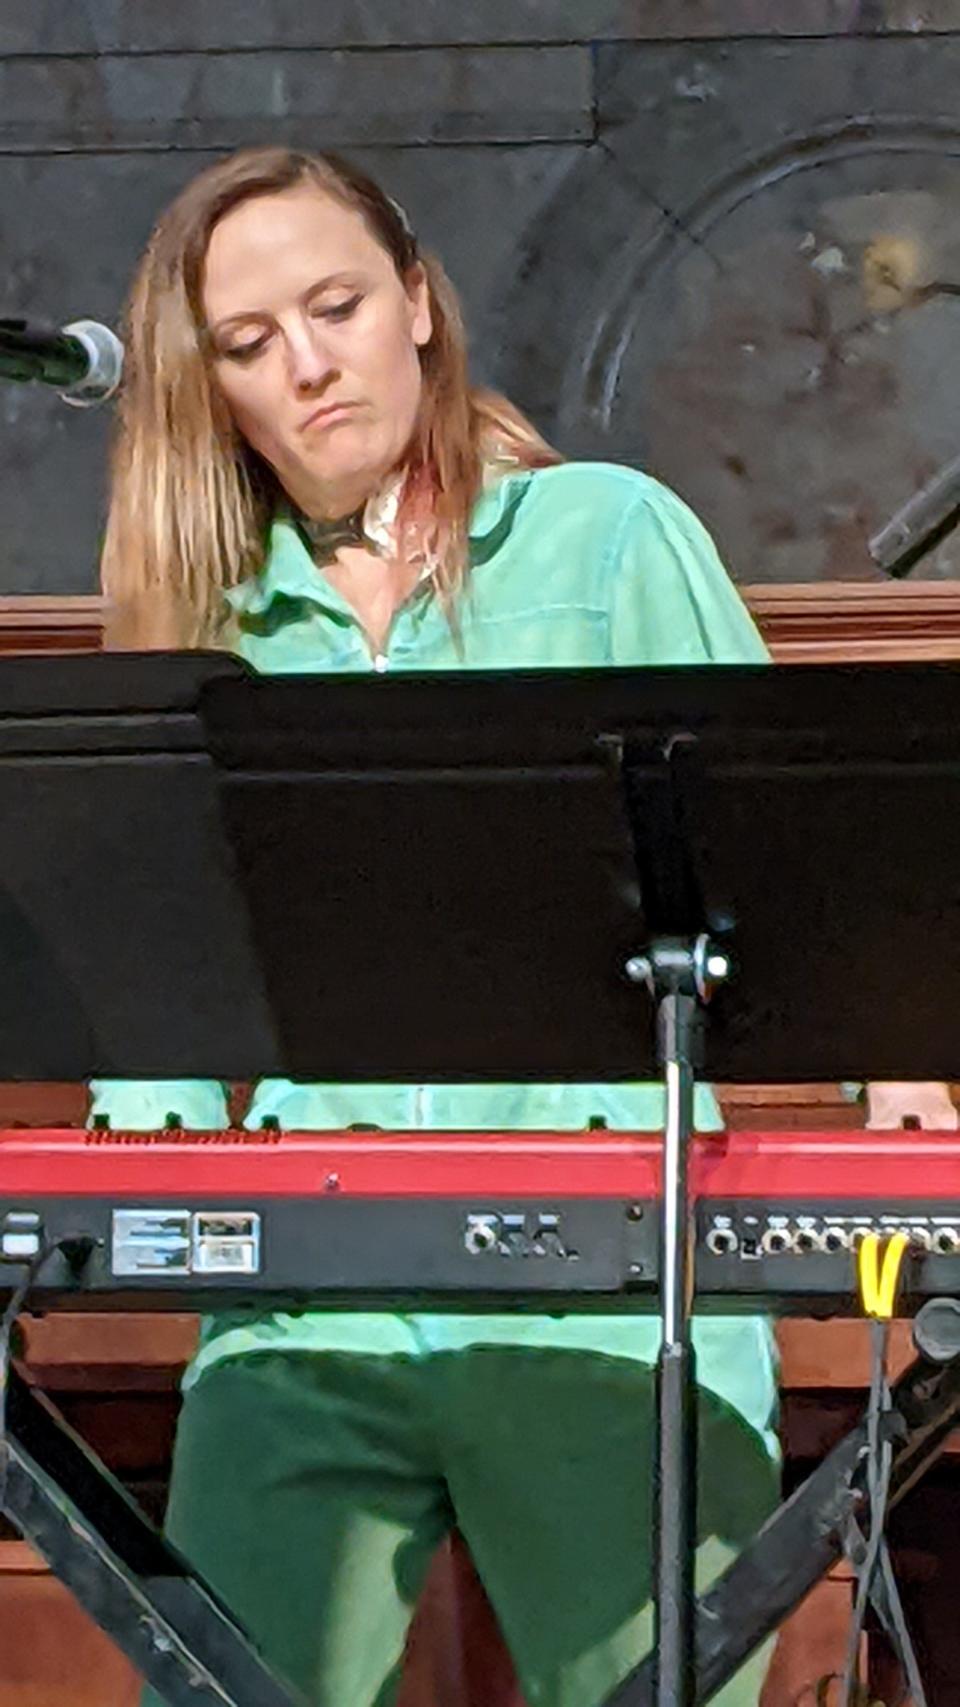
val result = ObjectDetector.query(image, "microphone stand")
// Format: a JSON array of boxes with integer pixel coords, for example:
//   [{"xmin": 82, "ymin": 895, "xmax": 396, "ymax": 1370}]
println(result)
[
  {"xmin": 870, "ymin": 452, "xmax": 960, "ymax": 576},
  {"xmin": 618, "ymin": 729, "xmax": 730, "ymax": 1707}
]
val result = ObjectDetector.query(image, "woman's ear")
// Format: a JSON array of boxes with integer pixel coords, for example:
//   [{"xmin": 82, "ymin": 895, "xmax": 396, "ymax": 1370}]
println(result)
[{"xmin": 406, "ymin": 263, "xmax": 432, "ymax": 349}]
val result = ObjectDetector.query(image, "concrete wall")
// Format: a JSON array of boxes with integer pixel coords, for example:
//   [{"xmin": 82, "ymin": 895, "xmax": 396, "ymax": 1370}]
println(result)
[{"xmin": 2, "ymin": 2, "xmax": 960, "ymax": 591}]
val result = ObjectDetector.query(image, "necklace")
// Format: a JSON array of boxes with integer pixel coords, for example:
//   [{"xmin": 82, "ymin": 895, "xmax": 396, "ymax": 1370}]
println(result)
[{"xmin": 297, "ymin": 505, "xmax": 368, "ymax": 563}]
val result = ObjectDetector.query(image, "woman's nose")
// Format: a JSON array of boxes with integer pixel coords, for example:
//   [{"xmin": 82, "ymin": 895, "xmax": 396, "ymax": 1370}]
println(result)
[{"xmin": 286, "ymin": 323, "xmax": 336, "ymax": 392}]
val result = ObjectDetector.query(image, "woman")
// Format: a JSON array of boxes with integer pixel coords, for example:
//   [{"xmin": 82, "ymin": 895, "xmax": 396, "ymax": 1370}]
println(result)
[{"xmin": 97, "ymin": 147, "xmax": 778, "ymax": 1707}]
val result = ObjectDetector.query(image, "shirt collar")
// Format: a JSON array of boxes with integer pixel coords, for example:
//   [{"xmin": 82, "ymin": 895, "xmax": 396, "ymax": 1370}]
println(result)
[
  {"xmin": 226, "ymin": 463, "xmax": 535, "ymax": 620},
  {"xmin": 468, "ymin": 466, "xmax": 534, "ymax": 544}
]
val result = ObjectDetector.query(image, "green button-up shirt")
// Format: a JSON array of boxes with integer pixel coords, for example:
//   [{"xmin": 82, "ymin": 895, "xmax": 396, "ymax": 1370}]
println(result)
[{"xmin": 91, "ymin": 461, "xmax": 776, "ymax": 1449}]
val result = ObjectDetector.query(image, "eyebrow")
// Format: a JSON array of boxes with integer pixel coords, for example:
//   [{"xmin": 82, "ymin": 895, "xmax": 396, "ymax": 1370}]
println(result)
[{"xmin": 208, "ymin": 272, "xmax": 364, "ymax": 335}]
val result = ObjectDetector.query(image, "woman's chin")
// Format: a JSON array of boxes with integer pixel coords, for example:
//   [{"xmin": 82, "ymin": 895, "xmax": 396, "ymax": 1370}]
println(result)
[{"xmin": 305, "ymin": 452, "xmax": 389, "ymax": 494}]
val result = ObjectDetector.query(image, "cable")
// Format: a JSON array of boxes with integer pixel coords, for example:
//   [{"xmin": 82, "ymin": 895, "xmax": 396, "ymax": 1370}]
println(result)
[
  {"xmin": 876, "ymin": 1540, "xmax": 928, "ymax": 1707},
  {"xmin": 857, "ymin": 1231, "xmax": 909, "ymax": 1322},
  {"xmin": 0, "ymin": 1236, "xmax": 98, "ymax": 1456},
  {"xmin": 839, "ymin": 1236, "xmax": 927, "ymax": 1707},
  {"xmin": 840, "ymin": 1318, "xmax": 892, "ymax": 1707}
]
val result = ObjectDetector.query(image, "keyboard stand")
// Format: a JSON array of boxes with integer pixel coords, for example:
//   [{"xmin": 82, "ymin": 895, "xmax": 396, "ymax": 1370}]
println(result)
[
  {"xmin": 0, "ymin": 1320, "xmax": 957, "ymax": 1707},
  {"xmin": 607, "ymin": 1311, "xmax": 960, "ymax": 1704},
  {"xmin": 0, "ymin": 1363, "xmax": 304, "ymax": 1706}
]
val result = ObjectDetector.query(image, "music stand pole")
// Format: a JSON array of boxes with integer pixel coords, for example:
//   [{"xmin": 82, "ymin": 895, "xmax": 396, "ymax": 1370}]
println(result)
[{"xmin": 627, "ymin": 938, "xmax": 729, "ymax": 1707}]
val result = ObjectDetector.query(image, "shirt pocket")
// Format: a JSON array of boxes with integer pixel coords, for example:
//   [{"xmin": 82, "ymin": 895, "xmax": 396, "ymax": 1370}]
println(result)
[{"xmin": 462, "ymin": 605, "xmax": 609, "ymax": 667}]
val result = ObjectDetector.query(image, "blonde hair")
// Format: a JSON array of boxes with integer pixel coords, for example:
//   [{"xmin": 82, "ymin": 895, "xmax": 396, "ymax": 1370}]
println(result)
[{"xmin": 101, "ymin": 146, "xmax": 562, "ymax": 647}]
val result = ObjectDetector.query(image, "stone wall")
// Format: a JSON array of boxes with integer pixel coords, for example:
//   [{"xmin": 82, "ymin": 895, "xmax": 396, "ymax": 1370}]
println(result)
[{"xmin": 2, "ymin": 1, "xmax": 960, "ymax": 590}]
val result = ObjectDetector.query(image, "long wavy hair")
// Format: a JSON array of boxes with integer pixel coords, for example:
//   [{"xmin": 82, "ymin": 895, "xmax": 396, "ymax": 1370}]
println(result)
[{"xmin": 101, "ymin": 146, "xmax": 562, "ymax": 647}]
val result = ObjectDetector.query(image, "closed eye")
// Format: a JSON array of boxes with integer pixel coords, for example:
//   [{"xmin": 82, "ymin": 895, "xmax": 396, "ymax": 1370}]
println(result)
[
  {"xmin": 221, "ymin": 336, "xmax": 269, "ymax": 364},
  {"xmin": 311, "ymin": 293, "xmax": 364, "ymax": 322},
  {"xmin": 220, "ymin": 294, "xmax": 364, "ymax": 362}
]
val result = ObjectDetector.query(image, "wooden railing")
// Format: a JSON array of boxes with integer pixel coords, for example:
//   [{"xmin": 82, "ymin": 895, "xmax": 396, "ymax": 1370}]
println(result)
[
  {"xmin": 746, "ymin": 580, "xmax": 960, "ymax": 662},
  {"xmin": 4, "ymin": 580, "xmax": 960, "ymax": 661}
]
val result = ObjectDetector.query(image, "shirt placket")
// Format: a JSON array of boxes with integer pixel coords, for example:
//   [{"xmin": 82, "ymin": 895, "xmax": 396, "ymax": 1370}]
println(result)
[{"xmin": 370, "ymin": 576, "xmax": 436, "ymax": 672}]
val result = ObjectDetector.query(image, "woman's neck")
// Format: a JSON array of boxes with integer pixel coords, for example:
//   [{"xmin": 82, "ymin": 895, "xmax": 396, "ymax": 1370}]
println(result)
[
  {"xmin": 284, "ymin": 459, "xmax": 402, "ymax": 526},
  {"xmin": 322, "ymin": 543, "xmax": 423, "ymax": 657}
]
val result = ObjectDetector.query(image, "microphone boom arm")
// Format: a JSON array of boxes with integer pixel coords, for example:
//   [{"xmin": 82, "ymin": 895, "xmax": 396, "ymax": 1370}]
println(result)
[{"xmin": 869, "ymin": 453, "xmax": 960, "ymax": 578}]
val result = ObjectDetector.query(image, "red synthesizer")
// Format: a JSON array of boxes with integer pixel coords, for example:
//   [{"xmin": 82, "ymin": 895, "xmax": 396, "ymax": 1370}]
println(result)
[{"xmin": 0, "ymin": 1125, "xmax": 958, "ymax": 1309}]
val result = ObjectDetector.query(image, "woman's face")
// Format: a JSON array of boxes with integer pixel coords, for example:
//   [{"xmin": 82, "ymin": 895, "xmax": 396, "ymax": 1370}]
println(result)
[{"xmin": 201, "ymin": 183, "xmax": 431, "ymax": 518}]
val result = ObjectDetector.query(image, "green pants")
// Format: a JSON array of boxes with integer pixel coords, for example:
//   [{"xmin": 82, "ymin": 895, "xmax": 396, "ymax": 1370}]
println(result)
[{"xmin": 145, "ymin": 1348, "xmax": 778, "ymax": 1707}]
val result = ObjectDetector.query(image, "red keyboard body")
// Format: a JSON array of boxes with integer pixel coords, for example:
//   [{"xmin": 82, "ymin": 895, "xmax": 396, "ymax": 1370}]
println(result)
[{"xmin": 0, "ymin": 1127, "xmax": 957, "ymax": 1310}]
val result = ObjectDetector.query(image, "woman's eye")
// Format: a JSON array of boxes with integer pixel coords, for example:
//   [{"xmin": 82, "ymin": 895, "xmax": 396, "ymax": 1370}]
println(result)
[
  {"xmin": 222, "ymin": 337, "xmax": 269, "ymax": 363},
  {"xmin": 314, "ymin": 294, "xmax": 363, "ymax": 322},
  {"xmin": 217, "ymin": 294, "xmax": 363, "ymax": 360}
]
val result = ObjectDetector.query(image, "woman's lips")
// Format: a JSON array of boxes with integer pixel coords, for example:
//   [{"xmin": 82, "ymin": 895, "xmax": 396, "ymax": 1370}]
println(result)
[{"xmin": 301, "ymin": 402, "xmax": 358, "ymax": 430}]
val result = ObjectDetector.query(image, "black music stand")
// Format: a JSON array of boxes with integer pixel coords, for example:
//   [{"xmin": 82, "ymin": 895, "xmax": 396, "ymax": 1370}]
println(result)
[
  {"xmin": 3, "ymin": 657, "xmax": 960, "ymax": 1707},
  {"xmin": 201, "ymin": 659, "xmax": 960, "ymax": 1707}
]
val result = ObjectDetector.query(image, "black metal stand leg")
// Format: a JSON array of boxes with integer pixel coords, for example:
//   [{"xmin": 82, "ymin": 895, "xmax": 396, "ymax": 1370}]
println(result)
[
  {"xmin": 0, "ymin": 1365, "xmax": 304, "ymax": 1707},
  {"xmin": 654, "ymin": 991, "xmax": 699, "ymax": 1707},
  {"xmin": 604, "ymin": 1328, "xmax": 960, "ymax": 1706}
]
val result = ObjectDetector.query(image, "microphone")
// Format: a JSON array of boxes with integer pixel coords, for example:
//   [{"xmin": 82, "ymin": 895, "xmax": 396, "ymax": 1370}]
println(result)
[{"xmin": 0, "ymin": 317, "xmax": 123, "ymax": 407}]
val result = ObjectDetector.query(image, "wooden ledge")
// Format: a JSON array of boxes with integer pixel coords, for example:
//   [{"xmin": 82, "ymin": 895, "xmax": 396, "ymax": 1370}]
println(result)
[
  {"xmin": 0, "ymin": 596, "xmax": 106, "ymax": 653},
  {"xmin": 2, "ymin": 582, "xmax": 960, "ymax": 663},
  {"xmin": 743, "ymin": 580, "xmax": 960, "ymax": 662}
]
